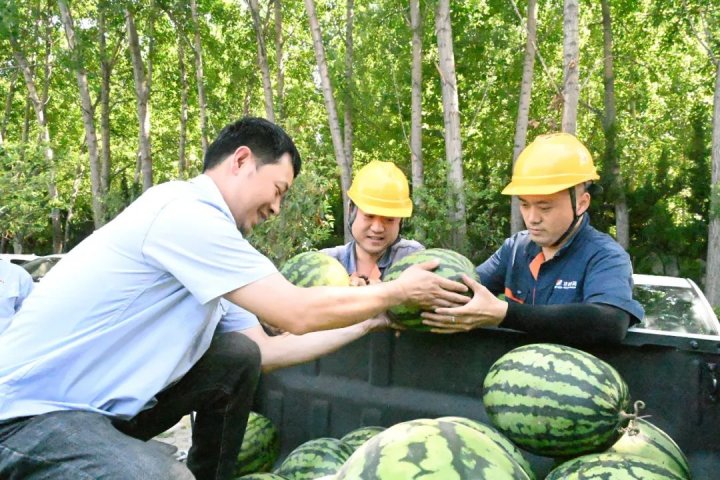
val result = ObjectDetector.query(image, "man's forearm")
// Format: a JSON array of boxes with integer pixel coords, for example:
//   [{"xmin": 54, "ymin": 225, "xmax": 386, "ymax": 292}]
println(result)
[
  {"xmin": 254, "ymin": 322, "xmax": 370, "ymax": 372},
  {"xmin": 501, "ymin": 302, "xmax": 631, "ymax": 344}
]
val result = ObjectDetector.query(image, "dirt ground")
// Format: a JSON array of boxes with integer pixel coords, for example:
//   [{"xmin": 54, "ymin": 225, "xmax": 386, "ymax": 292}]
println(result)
[{"xmin": 152, "ymin": 414, "xmax": 193, "ymax": 459}]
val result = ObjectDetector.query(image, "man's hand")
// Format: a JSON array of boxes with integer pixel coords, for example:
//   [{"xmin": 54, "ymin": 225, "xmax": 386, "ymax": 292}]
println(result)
[
  {"xmin": 349, "ymin": 273, "xmax": 381, "ymax": 286},
  {"xmin": 421, "ymin": 274, "xmax": 507, "ymax": 334},
  {"xmin": 349, "ymin": 273, "xmax": 369, "ymax": 286},
  {"xmin": 359, "ymin": 312, "xmax": 392, "ymax": 333},
  {"xmin": 394, "ymin": 260, "xmax": 470, "ymax": 311}
]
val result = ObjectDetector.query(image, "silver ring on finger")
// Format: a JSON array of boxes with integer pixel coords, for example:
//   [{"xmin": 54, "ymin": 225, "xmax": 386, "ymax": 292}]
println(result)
[{"xmin": 451, "ymin": 316, "xmax": 456, "ymax": 323}]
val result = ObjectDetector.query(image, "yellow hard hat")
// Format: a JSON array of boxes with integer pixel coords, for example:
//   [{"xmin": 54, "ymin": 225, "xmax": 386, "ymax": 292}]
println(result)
[
  {"xmin": 347, "ymin": 161, "xmax": 413, "ymax": 218},
  {"xmin": 502, "ymin": 133, "xmax": 600, "ymax": 195}
]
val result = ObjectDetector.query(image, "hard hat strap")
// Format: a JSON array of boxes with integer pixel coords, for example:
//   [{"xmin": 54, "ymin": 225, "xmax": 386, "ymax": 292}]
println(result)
[{"xmin": 551, "ymin": 187, "xmax": 581, "ymax": 247}]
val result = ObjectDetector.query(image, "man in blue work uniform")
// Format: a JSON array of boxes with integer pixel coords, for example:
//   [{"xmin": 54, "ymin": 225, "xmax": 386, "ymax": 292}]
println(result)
[
  {"xmin": 321, "ymin": 161, "xmax": 423, "ymax": 285},
  {"xmin": 0, "ymin": 118, "xmax": 467, "ymax": 480},
  {"xmin": 423, "ymin": 133, "xmax": 643, "ymax": 344}
]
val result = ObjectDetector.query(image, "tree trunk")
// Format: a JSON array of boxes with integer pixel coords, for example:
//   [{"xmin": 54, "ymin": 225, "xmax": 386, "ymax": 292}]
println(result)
[
  {"xmin": 0, "ymin": 70, "xmax": 17, "ymax": 146},
  {"xmin": 273, "ymin": 0, "xmax": 285, "ymax": 121},
  {"xmin": 511, "ymin": 0, "xmax": 537, "ymax": 235},
  {"xmin": 191, "ymin": 0, "xmax": 209, "ymax": 155},
  {"xmin": 63, "ymin": 163, "xmax": 84, "ymax": 248},
  {"xmin": 98, "ymin": 0, "xmax": 116, "ymax": 200},
  {"xmin": 9, "ymin": 31, "xmax": 62, "ymax": 252},
  {"xmin": 58, "ymin": 0, "xmax": 104, "ymax": 229},
  {"xmin": 248, "ymin": 0, "xmax": 275, "ymax": 122},
  {"xmin": 706, "ymin": 60, "xmax": 720, "ymax": 306},
  {"xmin": 304, "ymin": 0, "xmax": 352, "ymax": 242},
  {"xmin": 125, "ymin": 7, "xmax": 153, "ymax": 191},
  {"xmin": 601, "ymin": 0, "xmax": 629, "ymax": 249},
  {"xmin": 177, "ymin": 26, "xmax": 189, "ymax": 178},
  {"xmin": 343, "ymin": 0, "xmax": 354, "ymax": 172},
  {"xmin": 435, "ymin": 0, "xmax": 466, "ymax": 250},
  {"xmin": 410, "ymin": 0, "xmax": 424, "ymax": 239},
  {"xmin": 561, "ymin": 0, "xmax": 579, "ymax": 134}
]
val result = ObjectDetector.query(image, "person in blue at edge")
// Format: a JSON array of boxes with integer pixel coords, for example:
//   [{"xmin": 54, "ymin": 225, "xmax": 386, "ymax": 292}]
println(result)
[
  {"xmin": 321, "ymin": 160, "xmax": 424, "ymax": 286},
  {"xmin": 0, "ymin": 258, "xmax": 33, "ymax": 334},
  {"xmin": 422, "ymin": 133, "xmax": 644, "ymax": 344},
  {"xmin": 0, "ymin": 117, "xmax": 469, "ymax": 480}
]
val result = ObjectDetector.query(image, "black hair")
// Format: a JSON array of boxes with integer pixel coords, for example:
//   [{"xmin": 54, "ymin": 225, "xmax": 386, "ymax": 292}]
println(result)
[
  {"xmin": 585, "ymin": 181, "xmax": 603, "ymax": 197},
  {"xmin": 202, "ymin": 117, "xmax": 301, "ymax": 177}
]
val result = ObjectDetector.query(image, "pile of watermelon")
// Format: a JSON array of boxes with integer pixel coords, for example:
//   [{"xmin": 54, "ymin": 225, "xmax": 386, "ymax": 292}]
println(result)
[{"xmin": 235, "ymin": 343, "xmax": 691, "ymax": 479}]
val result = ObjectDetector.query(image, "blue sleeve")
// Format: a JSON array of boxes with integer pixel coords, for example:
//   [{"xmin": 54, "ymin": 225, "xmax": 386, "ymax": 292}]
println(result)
[
  {"xmin": 476, "ymin": 238, "xmax": 513, "ymax": 296},
  {"xmin": 584, "ymin": 246, "xmax": 644, "ymax": 322}
]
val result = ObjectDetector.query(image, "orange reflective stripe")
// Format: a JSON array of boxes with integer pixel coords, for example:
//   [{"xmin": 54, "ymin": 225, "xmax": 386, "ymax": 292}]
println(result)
[
  {"xmin": 529, "ymin": 252, "xmax": 545, "ymax": 280},
  {"xmin": 504, "ymin": 287, "xmax": 523, "ymax": 304}
]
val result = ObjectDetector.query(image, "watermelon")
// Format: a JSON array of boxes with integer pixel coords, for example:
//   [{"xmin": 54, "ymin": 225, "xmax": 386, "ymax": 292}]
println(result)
[
  {"xmin": 280, "ymin": 251, "xmax": 350, "ymax": 287},
  {"xmin": 335, "ymin": 418, "xmax": 532, "ymax": 479},
  {"xmin": 339, "ymin": 426, "xmax": 386, "ymax": 451},
  {"xmin": 235, "ymin": 474, "xmax": 288, "ymax": 480},
  {"xmin": 606, "ymin": 418, "xmax": 691, "ymax": 479},
  {"xmin": 437, "ymin": 416, "xmax": 535, "ymax": 480},
  {"xmin": 382, "ymin": 248, "xmax": 478, "ymax": 330},
  {"xmin": 235, "ymin": 412, "xmax": 281, "ymax": 476},
  {"xmin": 482, "ymin": 343, "xmax": 632, "ymax": 457},
  {"xmin": 545, "ymin": 452, "xmax": 686, "ymax": 479},
  {"xmin": 274, "ymin": 437, "xmax": 354, "ymax": 480}
]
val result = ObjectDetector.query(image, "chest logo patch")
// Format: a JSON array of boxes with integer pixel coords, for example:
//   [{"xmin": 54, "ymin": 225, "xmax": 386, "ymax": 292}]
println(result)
[{"xmin": 554, "ymin": 279, "xmax": 577, "ymax": 290}]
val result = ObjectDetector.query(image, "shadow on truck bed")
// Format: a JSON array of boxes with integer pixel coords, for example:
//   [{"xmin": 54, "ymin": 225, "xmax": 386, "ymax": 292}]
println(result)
[{"xmin": 254, "ymin": 327, "xmax": 720, "ymax": 478}]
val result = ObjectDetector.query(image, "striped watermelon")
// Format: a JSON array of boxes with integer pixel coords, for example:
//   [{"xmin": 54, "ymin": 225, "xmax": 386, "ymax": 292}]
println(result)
[
  {"xmin": 383, "ymin": 248, "xmax": 478, "ymax": 330},
  {"xmin": 437, "ymin": 416, "xmax": 535, "ymax": 480},
  {"xmin": 274, "ymin": 437, "xmax": 353, "ymax": 480},
  {"xmin": 235, "ymin": 473, "xmax": 289, "ymax": 480},
  {"xmin": 545, "ymin": 452, "xmax": 686, "ymax": 479},
  {"xmin": 606, "ymin": 419, "xmax": 691, "ymax": 479},
  {"xmin": 235, "ymin": 412, "xmax": 281, "ymax": 476},
  {"xmin": 339, "ymin": 426, "xmax": 386, "ymax": 452},
  {"xmin": 280, "ymin": 251, "xmax": 350, "ymax": 287},
  {"xmin": 482, "ymin": 343, "xmax": 632, "ymax": 457},
  {"xmin": 335, "ymin": 418, "xmax": 532, "ymax": 479}
]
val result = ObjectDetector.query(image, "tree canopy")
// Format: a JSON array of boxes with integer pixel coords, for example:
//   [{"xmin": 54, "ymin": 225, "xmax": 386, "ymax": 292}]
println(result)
[{"xmin": 0, "ymin": 0, "xmax": 718, "ymax": 302}]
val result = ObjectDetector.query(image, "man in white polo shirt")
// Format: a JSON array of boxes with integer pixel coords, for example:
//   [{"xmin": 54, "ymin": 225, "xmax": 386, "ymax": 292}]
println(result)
[{"xmin": 0, "ymin": 118, "xmax": 468, "ymax": 480}]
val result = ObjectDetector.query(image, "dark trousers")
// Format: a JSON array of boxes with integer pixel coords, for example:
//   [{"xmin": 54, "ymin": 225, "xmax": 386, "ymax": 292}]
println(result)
[{"xmin": 0, "ymin": 331, "xmax": 262, "ymax": 480}]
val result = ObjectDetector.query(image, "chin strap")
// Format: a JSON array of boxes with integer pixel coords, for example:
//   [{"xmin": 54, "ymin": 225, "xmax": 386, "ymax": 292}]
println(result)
[{"xmin": 551, "ymin": 187, "xmax": 582, "ymax": 248}]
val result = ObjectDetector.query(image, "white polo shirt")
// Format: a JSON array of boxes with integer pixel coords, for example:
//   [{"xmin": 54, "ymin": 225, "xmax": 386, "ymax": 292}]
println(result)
[{"xmin": 0, "ymin": 175, "xmax": 276, "ymax": 420}]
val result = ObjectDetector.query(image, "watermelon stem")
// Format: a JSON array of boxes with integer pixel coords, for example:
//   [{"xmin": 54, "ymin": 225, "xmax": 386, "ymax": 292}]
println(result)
[{"xmin": 617, "ymin": 400, "xmax": 649, "ymax": 435}]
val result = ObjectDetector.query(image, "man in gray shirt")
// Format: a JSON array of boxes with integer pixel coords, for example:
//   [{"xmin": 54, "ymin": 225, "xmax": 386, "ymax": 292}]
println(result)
[{"xmin": 322, "ymin": 161, "xmax": 423, "ymax": 285}]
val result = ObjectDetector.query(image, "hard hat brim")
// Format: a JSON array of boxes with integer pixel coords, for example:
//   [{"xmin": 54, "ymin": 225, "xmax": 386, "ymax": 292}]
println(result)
[
  {"xmin": 356, "ymin": 202, "xmax": 413, "ymax": 218},
  {"xmin": 501, "ymin": 182, "xmax": 581, "ymax": 196}
]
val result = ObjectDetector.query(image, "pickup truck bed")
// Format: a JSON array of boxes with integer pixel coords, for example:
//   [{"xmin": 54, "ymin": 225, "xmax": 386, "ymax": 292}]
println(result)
[{"xmin": 254, "ymin": 327, "xmax": 720, "ymax": 478}]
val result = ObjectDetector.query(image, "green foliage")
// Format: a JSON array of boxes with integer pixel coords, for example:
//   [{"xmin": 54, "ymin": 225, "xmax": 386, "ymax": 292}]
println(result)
[
  {"xmin": 0, "ymin": 0, "xmax": 716, "ymax": 293},
  {"xmin": 248, "ymin": 169, "xmax": 335, "ymax": 266},
  {"xmin": 0, "ymin": 142, "xmax": 52, "ymax": 248}
]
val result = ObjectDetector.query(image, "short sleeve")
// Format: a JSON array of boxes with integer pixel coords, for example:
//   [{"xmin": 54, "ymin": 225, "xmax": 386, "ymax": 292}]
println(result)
[
  {"xmin": 142, "ymin": 198, "xmax": 277, "ymax": 305},
  {"xmin": 583, "ymin": 247, "xmax": 644, "ymax": 321}
]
